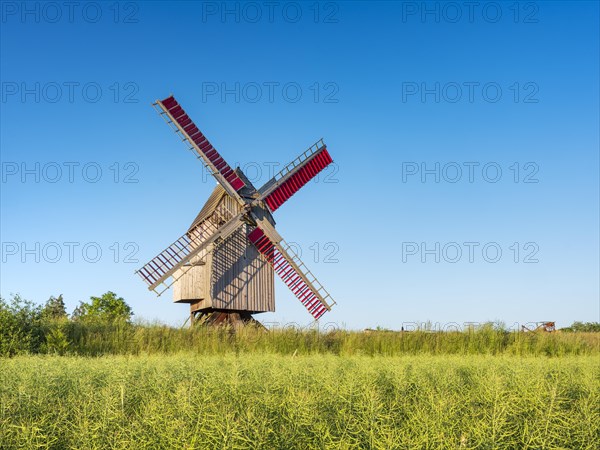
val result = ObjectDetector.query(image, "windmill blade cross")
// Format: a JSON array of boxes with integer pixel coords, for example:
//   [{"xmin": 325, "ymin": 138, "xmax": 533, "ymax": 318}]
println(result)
[
  {"xmin": 154, "ymin": 95, "xmax": 247, "ymax": 206},
  {"xmin": 257, "ymin": 139, "xmax": 333, "ymax": 212},
  {"xmin": 137, "ymin": 94, "xmax": 338, "ymax": 322},
  {"xmin": 247, "ymin": 216, "xmax": 335, "ymax": 319}
]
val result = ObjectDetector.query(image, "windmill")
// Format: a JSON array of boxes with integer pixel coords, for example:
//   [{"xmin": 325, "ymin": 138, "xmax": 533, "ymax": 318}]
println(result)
[{"xmin": 136, "ymin": 95, "xmax": 337, "ymax": 326}]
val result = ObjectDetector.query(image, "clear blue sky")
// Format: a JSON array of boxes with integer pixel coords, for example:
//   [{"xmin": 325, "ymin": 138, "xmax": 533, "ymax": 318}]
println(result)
[{"xmin": 1, "ymin": 1, "xmax": 598, "ymax": 329}]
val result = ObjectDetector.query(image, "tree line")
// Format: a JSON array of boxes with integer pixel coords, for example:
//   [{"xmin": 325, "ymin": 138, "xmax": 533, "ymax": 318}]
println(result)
[{"xmin": 1, "ymin": 292, "xmax": 598, "ymax": 357}]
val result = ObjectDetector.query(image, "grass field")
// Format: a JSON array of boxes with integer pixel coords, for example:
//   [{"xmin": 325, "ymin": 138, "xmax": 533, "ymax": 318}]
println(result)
[
  {"xmin": 1, "ymin": 353, "xmax": 598, "ymax": 449},
  {"xmin": 5, "ymin": 321, "xmax": 598, "ymax": 357}
]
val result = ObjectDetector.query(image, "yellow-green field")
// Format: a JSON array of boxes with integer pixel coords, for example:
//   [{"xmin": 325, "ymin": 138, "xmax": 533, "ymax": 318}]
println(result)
[{"xmin": 1, "ymin": 354, "xmax": 598, "ymax": 449}]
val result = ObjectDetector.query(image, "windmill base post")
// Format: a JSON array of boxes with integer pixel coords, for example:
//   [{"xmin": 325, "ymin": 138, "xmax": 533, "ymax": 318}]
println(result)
[{"xmin": 190, "ymin": 309, "xmax": 266, "ymax": 330}]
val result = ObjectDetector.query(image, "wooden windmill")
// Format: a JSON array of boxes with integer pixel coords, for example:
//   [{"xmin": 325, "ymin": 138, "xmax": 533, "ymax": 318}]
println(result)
[{"xmin": 136, "ymin": 95, "xmax": 336, "ymax": 325}]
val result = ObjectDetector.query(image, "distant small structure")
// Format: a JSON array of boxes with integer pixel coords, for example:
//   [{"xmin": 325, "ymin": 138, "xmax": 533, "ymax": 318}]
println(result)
[{"xmin": 521, "ymin": 321, "xmax": 556, "ymax": 333}]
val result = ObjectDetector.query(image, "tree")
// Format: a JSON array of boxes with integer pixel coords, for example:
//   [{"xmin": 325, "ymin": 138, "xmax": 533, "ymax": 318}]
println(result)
[
  {"xmin": 562, "ymin": 321, "xmax": 600, "ymax": 332},
  {"xmin": 71, "ymin": 301, "xmax": 90, "ymax": 321},
  {"xmin": 41, "ymin": 294, "xmax": 68, "ymax": 321},
  {"xmin": 72, "ymin": 292, "xmax": 133, "ymax": 323}
]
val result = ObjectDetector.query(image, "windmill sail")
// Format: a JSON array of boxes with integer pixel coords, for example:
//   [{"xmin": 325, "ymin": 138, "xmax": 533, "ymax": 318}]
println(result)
[
  {"xmin": 247, "ymin": 218, "xmax": 335, "ymax": 319},
  {"xmin": 155, "ymin": 95, "xmax": 246, "ymax": 205},
  {"xmin": 137, "ymin": 211, "xmax": 244, "ymax": 294},
  {"xmin": 257, "ymin": 139, "xmax": 333, "ymax": 212}
]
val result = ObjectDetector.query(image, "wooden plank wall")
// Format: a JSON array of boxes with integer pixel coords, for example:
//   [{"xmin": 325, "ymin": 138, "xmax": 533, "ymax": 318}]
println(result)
[
  {"xmin": 173, "ymin": 192, "xmax": 275, "ymax": 313},
  {"xmin": 211, "ymin": 224, "xmax": 275, "ymax": 313}
]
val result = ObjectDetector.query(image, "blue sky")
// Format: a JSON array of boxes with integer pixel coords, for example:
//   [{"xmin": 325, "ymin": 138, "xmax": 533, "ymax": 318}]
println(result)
[{"xmin": 1, "ymin": 1, "xmax": 598, "ymax": 329}]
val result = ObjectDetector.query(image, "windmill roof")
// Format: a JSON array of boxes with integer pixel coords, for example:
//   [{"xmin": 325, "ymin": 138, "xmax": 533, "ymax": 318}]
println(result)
[{"xmin": 187, "ymin": 184, "xmax": 227, "ymax": 232}]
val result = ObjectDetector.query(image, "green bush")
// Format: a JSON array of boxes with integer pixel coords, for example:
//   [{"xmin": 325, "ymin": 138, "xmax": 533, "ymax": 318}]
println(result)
[
  {"xmin": 0, "ymin": 294, "xmax": 43, "ymax": 356},
  {"xmin": 72, "ymin": 291, "xmax": 133, "ymax": 323},
  {"xmin": 562, "ymin": 321, "xmax": 600, "ymax": 332}
]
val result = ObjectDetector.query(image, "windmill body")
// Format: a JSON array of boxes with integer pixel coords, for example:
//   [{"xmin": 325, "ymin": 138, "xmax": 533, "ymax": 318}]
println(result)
[
  {"xmin": 173, "ymin": 180, "xmax": 276, "ymax": 324},
  {"xmin": 137, "ymin": 95, "xmax": 337, "ymax": 324}
]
